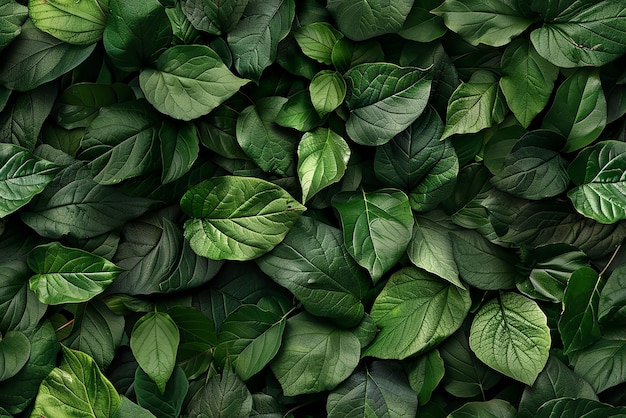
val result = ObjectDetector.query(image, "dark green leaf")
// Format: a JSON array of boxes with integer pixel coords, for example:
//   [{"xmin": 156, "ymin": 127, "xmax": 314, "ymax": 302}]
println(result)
[
  {"xmin": 159, "ymin": 120, "xmax": 199, "ymax": 184},
  {"xmin": 0, "ymin": 260, "xmax": 47, "ymax": 333},
  {"xmin": 572, "ymin": 338, "xmax": 626, "ymax": 393},
  {"xmin": 113, "ymin": 397, "xmax": 157, "ymax": 418},
  {"xmin": 407, "ymin": 349, "xmax": 445, "ymax": 405},
  {"xmin": 599, "ymin": 264, "xmax": 626, "ymax": 324},
  {"xmin": 186, "ymin": 367, "xmax": 253, "ymax": 418},
  {"xmin": 448, "ymin": 399, "xmax": 517, "ymax": 418},
  {"xmin": 0, "ymin": 0, "xmax": 28, "ymax": 52},
  {"xmin": 29, "ymin": 0, "xmax": 108, "ymax": 45},
  {"xmin": 0, "ymin": 330, "xmax": 30, "ymax": 381},
  {"xmin": 327, "ymin": 0, "xmax": 414, "ymax": 41},
  {"xmin": 398, "ymin": 0, "xmax": 447, "ymax": 43},
  {"xmin": 181, "ymin": 0, "xmax": 248, "ymax": 35},
  {"xmin": 536, "ymin": 398, "xmax": 626, "ymax": 418},
  {"xmin": 135, "ymin": 366, "xmax": 188, "ymax": 418}
]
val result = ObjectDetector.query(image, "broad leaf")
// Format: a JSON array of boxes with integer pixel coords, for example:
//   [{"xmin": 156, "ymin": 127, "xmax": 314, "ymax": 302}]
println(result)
[
  {"xmin": 28, "ymin": 0, "xmax": 108, "ymax": 45},
  {"xmin": 470, "ymin": 292, "xmax": 551, "ymax": 386},
  {"xmin": 536, "ymin": 398, "xmax": 626, "ymax": 418},
  {"xmin": 159, "ymin": 120, "xmax": 199, "ymax": 184},
  {"xmin": 181, "ymin": 176, "xmax": 306, "ymax": 260},
  {"xmin": 297, "ymin": 128, "xmax": 350, "ymax": 203},
  {"xmin": 0, "ymin": 0, "xmax": 28, "ymax": 52},
  {"xmin": 542, "ymin": 68, "xmax": 607, "ymax": 153},
  {"xmin": 186, "ymin": 368, "xmax": 253, "ymax": 418},
  {"xmin": 327, "ymin": 361, "xmax": 418, "ymax": 418},
  {"xmin": 398, "ymin": 0, "xmax": 447, "ymax": 43},
  {"xmin": 274, "ymin": 91, "xmax": 323, "ymax": 132},
  {"xmin": 572, "ymin": 338, "xmax": 626, "ymax": 393},
  {"xmin": 257, "ymin": 216, "xmax": 369, "ymax": 327},
  {"xmin": 448, "ymin": 399, "xmax": 517, "ymax": 418},
  {"xmin": 567, "ymin": 140, "xmax": 626, "ymax": 224},
  {"xmin": 181, "ymin": 0, "xmax": 248, "ymax": 35},
  {"xmin": 344, "ymin": 63, "xmax": 432, "ymax": 146},
  {"xmin": 332, "ymin": 189, "xmax": 414, "ymax": 282},
  {"xmin": 294, "ymin": 22, "xmax": 342, "ymax": 65},
  {"xmin": 0, "ymin": 260, "xmax": 47, "ymax": 333},
  {"xmin": 363, "ymin": 267, "xmax": 471, "ymax": 359},
  {"xmin": 134, "ymin": 366, "xmax": 188, "ymax": 418},
  {"xmin": 327, "ymin": 0, "xmax": 414, "ymax": 41},
  {"xmin": 130, "ymin": 312, "xmax": 180, "ymax": 394},
  {"xmin": 270, "ymin": 312, "xmax": 360, "ymax": 396},
  {"xmin": 309, "ymin": 70, "xmax": 346, "ymax": 117},
  {"xmin": 27, "ymin": 242, "xmax": 122, "ymax": 305},
  {"xmin": 407, "ymin": 349, "xmax": 445, "ymax": 405},
  {"xmin": 599, "ymin": 264, "xmax": 626, "ymax": 324},
  {"xmin": 113, "ymin": 397, "xmax": 157, "ymax": 418},
  {"xmin": 0, "ymin": 330, "xmax": 30, "ymax": 381},
  {"xmin": 140, "ymin": 45, "xmax": 249, "ymax": 121},
  {"xmin": 0, "ymin": 143, "xmax": 60, "ymax": 218}
]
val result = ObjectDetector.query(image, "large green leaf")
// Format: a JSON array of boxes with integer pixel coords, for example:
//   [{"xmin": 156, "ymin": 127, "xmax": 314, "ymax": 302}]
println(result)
[
  {"xmin": 181, "ymin": 176, "xmax": 305, "ymax": 261},
  {"xmin": 599, "ymin": 264, "xmax": 626, "ymax": 325},
  {"xmin": 398, "ymin": 0, "xmax": 447, "ymax": 43},
  {"xmin": 332, "ymin": 189, "xmax": 414, "ymax": 282},
  {"xmin": 432, "ymin": 0, "xmax": 536, "ymax": 47},
  {"xmin": 470, "ymin": 292, "xmax": 551, "ymax": 386},
  {"xmin": 297, "ymin": 128, "xmax": 350, "ymax": 203},
  {"xmin": 181, "ymin": 0, "xmax": 248, "ymax": 35},
  {"xmin": 343, "ymin": 63, "xmax": 432, "ymax": 146},
  {"xmin": 227, "ymin": 0, "xmax": 295, "ymax": 82},
  {"xmin": 0, "ymin": 330, "xmax": 30, "ymax": 382},
  {"xmin": 28, "ymin": 0, "xmax": 108, "ymax": 45},
  {"xmin": 27, "ymin": 242, "xmax": 123, "ymax": 305},
  {"xmin": 567, "ymin": 140, "xmax": 626, "ymax": 224},
  {"xmin": 326, "ymin": 0, "xmax": 414, "ymax": 41},
  {"xmin": 30, "ymin": 345, "xmax": 120, "ymax": 418},
  {"xmin": 134, "ymin": 366, "xmax": 188, "ymax": 418},
  {"xmin": 130, "ymin": 312, "xmax": 180, "ymax": 395},
  {"xmin": 572, "ymin": 338, "xmax": 626, "ymax": 393},
  {"xmin": 270, "ymin": 312, "xmax": 360, "ymax": 396},
  {"xmin": 499, "ymin": 39, "xmax": 558, "ymax": 127},
  {"xmin": 140, "ymin": 45, "xmax": 249, "ymax": 121},
  {"xmin": 536, "ymin": 398, "xmax": 626, "ymax": 418},
  {"xmin": 326, "ymin": 361, "xmax": 418, "ymax": 418},
  {"xmin": 186, "ymin": 368, "xmax": 253, "ymax": 418},
  {"xmin": 0, "ymin": 0, "xmax": 28, "ymax": 52},
  {"xmin": 530, "ymin": 1, "xmax": 626, "ymax": 68},
  {"xmin": 257, "ymin": 216, "xmax": 369, "ymax": 327},
  {"xmin": 159, "ymin": 120, "xmax": 199, "ymax": 184},
  {"xmin": 103, "ymin": 0, "xmax": 172, "ymax": 72},
  {"xmin": 0, "ymin": 260, "xmax": 47, "ymax": 334},
  {"xmin": 542, "ymin": 68, "xmax": 607, "ymax": 153},
  {"xmin": 363, "ymin": 267, "xmax": 471, "ymax": 359},
  {"xmin": 0, "ymin": 143, "xmax": 60, "ymax": 218}
]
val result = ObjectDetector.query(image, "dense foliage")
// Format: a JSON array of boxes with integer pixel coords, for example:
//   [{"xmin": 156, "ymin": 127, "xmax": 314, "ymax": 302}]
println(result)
[{"xmin": 1, "ymin": 0, "xmax": 626, "ymax": 416}]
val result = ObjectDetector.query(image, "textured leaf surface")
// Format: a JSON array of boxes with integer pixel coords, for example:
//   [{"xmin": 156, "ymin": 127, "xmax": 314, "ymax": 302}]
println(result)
[
  {"xmin": 28, "ymin": 0, "xmax": 108, "ymax": 45},
  {"xmin": 572, "ymin": 338, "xmax": 626, "ymax": 393},
  {"xmin": 327, "ymin": 0, "xmax": 414, "ymax": 41},
  {"xmin": 0, "ymin": 0, "xmax": 28, "ymax": 52},
  {"xmin": 186, "ymin": 368, "xmax": 252, "ymax": 418},
  {"xmin": 536, "ymin": 398, "xmax": 626, "ymax": 418},
  {"xmin": 181, "ymin": 0, "xmax": 247, "ymax": 35},
  {"xmin": 0, "ymin": 331, "xmax": 30, "ymax": 381},
  {"xmin": 309, "ymin": 70, "xmax": 346, "ymax": 117}
]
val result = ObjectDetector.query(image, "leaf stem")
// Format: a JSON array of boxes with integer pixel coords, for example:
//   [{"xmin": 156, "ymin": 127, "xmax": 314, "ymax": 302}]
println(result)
[{"xmin": 600, "ymin": 244, "xmax": 622, "ymax": 277}]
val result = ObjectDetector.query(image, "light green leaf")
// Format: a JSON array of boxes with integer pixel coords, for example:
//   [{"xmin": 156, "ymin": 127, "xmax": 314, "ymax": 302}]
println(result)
[
  {"xmin": 530, "ymin": 1, "xmax": 626, "ymax": 68},
  {"xmin": 274, "ymin": 90, "xmax": 323, "ymax": 132},
  {"xmin": 181, "ymin": 176, "xmax": 306, "ymax": 261},
  {"xmin": 181, "ymin": 0, "xmax": 248, "ymax": 35},
  {"xmin": 227, "ymin": 0, "xmax": 295, "ymax": 82},
  {"xmin": 28, "ymin": 0, "xmax": 108, "ymax": 45},
  {"xmin": 599, "ymin": 264, "xmax": 626, "ymax": 324},
  {"xmin": 159, "ymin": 120, "xmax": 199, "ymax": 184},
  {"xmin": 297, "ymin": 128, "xmax": 350, "ymax": 202},
  {"xmin": 130, "ymin": 312, "xmax": 180, "ymax": 395},
  {"xmin": 0, "ymin": 331, "xmax": 30, "ymax": 382},
  {"xmin": 536, "ymin": 398, "xmax": 626, "ymax": 418},
  {"xmin": 332, "ymin": 189, "xmax": 414, "ymax": 282},
  {"xmin": 542, "ymin": 68, "xmax": 606, "ymax": 153},
  {"xmin": 186, "ymin": 368, "xmax": 253, "ymax": 418},
  {"xmin": 0, "ymin": 0, "xmax": 28, "ymax": 52},
  {"xmin": 470, "ymin": 292, "xmax": 551, "ymax": 386},
  {"xmin": 140, "ymin": 45, "xmax": 249, "ymax": 121},
  {"xmin": 344, "ymin": 63, "xmax": 433, "ymax": 146},
  {"xmin": 448, "ymin": 399, "xmax": 517, "ymax": 418},
  {"xmin": 327, "ymin": 0, "xmax": 414, "ymax": 41},
  {"xmin": 327, "ymin": 361, "xmax": 418, "ymax": 418},
  {"xmin": 27, "ymin": 242, "xmax": 123, "ymax": 305},
  {"xmin": 432, "ymin": 0, "xmax": 536, "ymax": 47},
  {"xmin": 113, "ymin": 397, "xmax": 157, "ymax": 418},
  {"xmin": 309, "ymin": 70, "xmax": 346, "ymax": 117},
  {"xmin": 442, "ymin": 70, "xmax": 507, "ymax": 139},
  {"xmin": 270, "ymin": 312, "xmax": 360, "ymax": 396},
  {"xmin": 30, "ymin": 345, "xmax": 120, "ymax": 418},
  {"xmin": 293, "ymin": 22, "xmax": 342, "ymax": 65},
  {"xmin": 407, "ymin": 349, "xmax": 445, "ymax": 406},
  {"xmin": 134, "ymin": 366, "xmax": 188, "ymax": 418},
  {"xmin": 567, "ymin": 140, "xmax": 626, "ymax": 224},
  {"xmin": 363, "ymin": 267, "xmax": 470, "ymax": 360},
  {"xmin": 499, "ymin": 39, "xmax": 558, "ymax": 127},
  {"xmin": 257, "ymin": 216, "xmax": 369, "ymax": 327},
  {"xmin": 0, "ymin": 143, "xmax": 60, "ymax": 218}
]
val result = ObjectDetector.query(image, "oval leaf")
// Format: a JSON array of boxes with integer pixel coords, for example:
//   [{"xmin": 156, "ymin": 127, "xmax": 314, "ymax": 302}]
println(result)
[
  {"xmin": 309, "ymin": 70, "xmax": 346, "ymax": 117},
  {"xmin": 0, "ymin": 331, "xmax": 30, "ymax": 382},
  {"xmin": 28, "ymin": 0, "xmax": 108, "ymax": 45}
]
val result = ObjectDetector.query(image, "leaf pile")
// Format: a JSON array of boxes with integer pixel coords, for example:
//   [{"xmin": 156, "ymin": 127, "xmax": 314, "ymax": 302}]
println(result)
[{"xmin": 1, "ymin": 0, "xmax": 626, "ymax": 416}]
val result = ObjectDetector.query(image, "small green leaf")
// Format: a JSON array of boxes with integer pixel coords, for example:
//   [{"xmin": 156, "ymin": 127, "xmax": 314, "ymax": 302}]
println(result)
[
  {"xmin": 0, "ymin": 0, "xmax": 28, "ymax": 52},
  {"xmin": 274, "ymin": 90, "xmax": 323, "ymax": 132},
  {"xmin": 398, "ymin": 0, "xmax": 447, "ymax": 43},
  {"xmin": 448, "ymin": 399, "xmax": 517, "ymax": 418},
  {"xmin": 407, "ymin": 349, "xmax": 445, "ymax": 406},
  {"xmin": 0, "ymin": 331, "xmax": 30, "ymax": 382},
  {"xmin": 186, "ymin": 368, "xmax": 253, "ymax": 418},
  {"xmin": 572, "ymin": 338, "xmax": 626, "ymax": 393},
  {"xmin": 293, "ymin": 22, "xmax": 342, "ymax": 65},
  {"xmin": 0, "ymin": 260, "xmax": 47, "ymax": 333},
  {"xmin": 135, "ymin": 366, "xmax": 188, "ymax": 418},
  {"xmin": 309, "ymin": 70, "xmax": 346, "ymax": 117},
  {"xmin": 28, "ymin": 0, "xmax": 108, "ymax": 45},
  {"xmin": 130, "ymin": 312, "xmax": 180, "ymax": 395},
  {"xmin": 297, "ymin": 128, "xmax": 350, "ymax": 202},
  {"xmin": 363, "ymin": 267, "xmax": 470, "ymax": 360},
  {"xmin": 159, "ymin": 120, "xmax": 199, "ymax": 184},
  {"xmin": 140, "ymin": 45, "xmax": 249, "ymax": 121},
  {"xmin": 181, "ymin": 176, "xmax": 306, "ymax": 260},
  {"xmin": 181, "ymin": 0, "xmax": 248, "ymax": 35},
  {"xmin": 28, "ymin": 242, "xmax": 123, "ymax": 305},
  {"xmin": 327, "ymin": 0, "xmax": 414, "ymax": 41},
  {"xmin": 599, "ymin": 264, "xmax": 626, "ymax": 324},
  {"xmin": 332, "ymin": 189, "xmax": 414, "ymax": 282},
  {"xmin": 470, "ymin": 292, "xmax": 551, "ymax": 386}
]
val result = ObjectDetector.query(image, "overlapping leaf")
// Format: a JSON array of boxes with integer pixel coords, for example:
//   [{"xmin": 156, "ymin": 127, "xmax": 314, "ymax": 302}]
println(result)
[{"xmin": 28, "ymin": 0, "xmax": 108, "ymax": 45}]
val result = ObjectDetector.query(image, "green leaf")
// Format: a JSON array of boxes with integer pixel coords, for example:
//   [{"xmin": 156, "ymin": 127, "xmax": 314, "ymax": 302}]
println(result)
[
  {"xmin": 197, "ymin": 96, "xmax": 249, "ymax": 160},
  {"xmin": 27, "ymin": 242, "xmax": 123, "ymax": 305},
  {"xmin": 181, "ymin": 0, "xmax": 248, "ymax": 35},
  {"xmin": 599, "ymin": 264, "xmax": 626, "ymax": 324},
  {"xmin": 293, "ymin": 22, "xmax": 342, "ymax": 65},
  {"xmin": 0, "ymin": 260, "xmax": 47, "ymax": 333},
  {"xmin": 407, "ymin": 349, "xmax": 445, "ymax": 405},
  {"xmin": 448, "ymin": 399, "xmax": 517, "ymax": 418},
  {"xmin": 30, "ymin": 345, "xmax": 120, "ymax": 418},
  {"xmin": 567, "ymin": 140, "xmax": 626, "ymax": 224},
  {"xmin": 274, "ymin": 90, "xmax": 323, "ymax": 132},
  {"xmin": 332, "ymin": 189, "xmax": 414, "ymax": 282},
  {"xmin": 542, "ymin": 68, "xmax": 607, "ymax": 153},
  {"xmin": 0, "ymin": 330, "xmax": 30, "ymax": 381},
  {"xmin": 297, "ymin": 128, "xmax": 350, "ymax": 203},
  {"xmin": 0, "ymin": 20, "xmax": 95, "ymax": 91},
  {"xmin": 215, "ymin": 300, "xmax": 286, "ymax": 380},
  {"xmin": 363, "ymin": 267, "xmax": 470, "ymax": 360},
  {"xmin": 442, "ymin": 70, "xmax": 508, "ymax": 139},
  {"xmin": 236, "ymin": 97, "xmax": 297, "ymax": 176},
  {"xmin": 530, "ymin": 1, "xmax": 626, "ymax": 68},
  {"xmin": 28, "ymin": 0, "xmax": 108, "ymax": 45},
  {"xmin": 432, "ymin": 0, "xmax": 536, "ymax": 47},
  {"xmin": 309, "ymin": 70, "xmax": 346, "ymax": 117},
  {"xmin": 270, "ymin": 312, "xmax": 360, "ymax": 396},
  {"xmin": 181, "ymin": 176, "xmax": 305, "ymax": 261},
  {"xmin": 140, "ymin": 45, "xmax": 249, "ymax": 121},
  {"xmin": 572, "ymin": 338, "xmax": 626, "ymax": 393},
  {"xmin": 257, "ymin": 216, "xmax": 369, "ymax": 327},
  {"xmin": 0, "ymin": 0, "xmax": 28, "ymax": 52},
  {"xmin": 327, "ymin": 0, "xmax": 414, "ymax": 41},
  {"xmin": 499, "ymin": 39, "xmax": 559, "ymax": 127},
  {"xmin": 227, "ymin": 0, "xmax": 295, "ymax": 82},
  {"xmin": 130, "ymin": 312, "xmax": 180, "ymax": 394},
  {"xmin": 0, "ymin": 143, "xmax": 60, "ymax": 218},
  {"xmin": 113, "ymin": 397, "xmax": 157, "ymax": 418},
  {"xmin": 470, "ymin": 292, "xmax": 551, "ymax": 386},
  {"xmin": 135, "ymin": 366, "xmax": 188, "ymax": 418},
  {"xmin": 536, "ymin": 398, "xmax": 626, "ymax": 418},
  {"xmin": 344, "ymin": 63, "xmax": 433, "ymax": 146},
  {"xmin": 186, "ymin": 368, "xmax": 253, "ymax": 418},
  {"xmin": 159, "ymin": 120, "xmax": 199, "ymax": 184},
  {"xmin": 327, "ymin": 361, "xmax": 418, "ymax": 418},
  {"xmin": 398, "ymin": 0, "xmax": 447, "ymax": 43}
]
